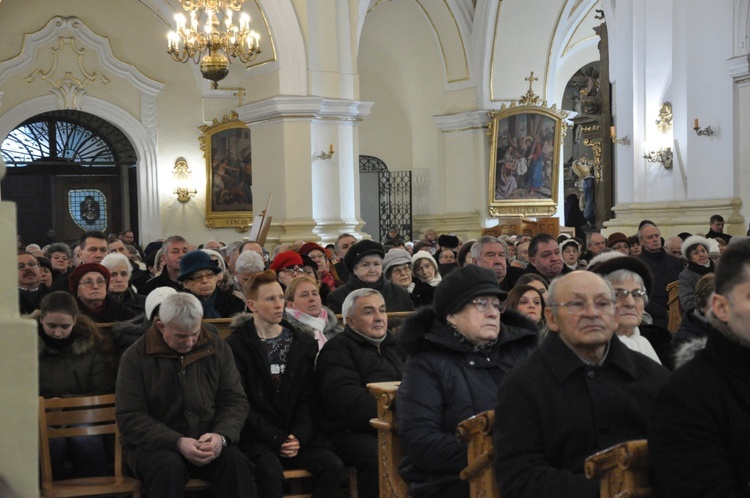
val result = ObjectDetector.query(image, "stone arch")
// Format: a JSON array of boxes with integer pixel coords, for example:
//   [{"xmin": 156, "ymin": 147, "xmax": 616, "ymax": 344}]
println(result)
[{"xmin": 0, "ymin": 95, "xmax": 160, "ymax": 243}]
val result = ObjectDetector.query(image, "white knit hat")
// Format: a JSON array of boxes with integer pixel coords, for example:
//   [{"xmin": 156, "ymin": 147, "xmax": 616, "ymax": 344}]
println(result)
[
  {"xmin": 145, "ymin": 287, "xmax": 178, "ymax": 321},
  {"xmin": 682, "ymin": 235, "xmax": 710, "ymax": 260}
]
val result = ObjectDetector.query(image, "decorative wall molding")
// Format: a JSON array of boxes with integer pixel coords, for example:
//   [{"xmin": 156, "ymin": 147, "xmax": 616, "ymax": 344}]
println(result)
[{"xmin": 237, "ymin": 96, "xmax": 374, "ymax": 125}]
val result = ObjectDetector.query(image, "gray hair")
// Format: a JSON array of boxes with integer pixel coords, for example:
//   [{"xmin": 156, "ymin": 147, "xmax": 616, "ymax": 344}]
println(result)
[
  {"xmin": 235, "ymin": 250, "xmax": 265, "ymax": 274},
  {"xmin": 45, "ymin": 242, "xmax": 72, "ymax": 260},
  {"xmin": 100, "ymin": 252, "xmax": 132, "ymax": 277},
  {"xmin": 469, "ymin": 236, "xmax": 507, "ymax": 262},
  {"xmin": 637, "ymin": 223, "xmax": 658, "ymax": 241},
  {"xmin": 342, "ymin": 288, "xmax": 383, "ymax": 325},
  {"xmin": 602, "ymin": 269, "xmax": 649, "ymax": 305},
  {"xmin": 201, "ymin": 248, "xmax": 227, "ymax": 272},
  {"xmin": 158, "ymin": 293, "xmax": 203, "ymax": 330}
]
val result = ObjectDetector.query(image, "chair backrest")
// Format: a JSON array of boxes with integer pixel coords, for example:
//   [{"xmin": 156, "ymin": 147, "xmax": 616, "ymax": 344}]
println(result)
[
  {"xmin": 38, "ymin": 394, "xmax": 121, "ymax": 484},
  {"xmin": 666, "ymin": 280, "xmax": 682, "ymax": 333},
  {"xmin": 367, "ymin": 381, "xmax": 409, "ymax": 498},
  {"xmin": 584, "ymin": 439, "xmax": 651, "ymax": 498}
]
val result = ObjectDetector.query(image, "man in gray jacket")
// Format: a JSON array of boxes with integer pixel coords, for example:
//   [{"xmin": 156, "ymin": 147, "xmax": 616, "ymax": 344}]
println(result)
[{"xmin": 116, "ymin": 293, "xmax": 255, "ymax": 498}]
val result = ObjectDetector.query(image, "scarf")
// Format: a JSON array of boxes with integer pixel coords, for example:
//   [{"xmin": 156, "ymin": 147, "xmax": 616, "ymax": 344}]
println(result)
[
  {"xmin": 349, "ymin": 326, "xmax": 387, "ymax": 347},
  {"xmin": 201, "ymin": 290, "xmax": 221, "ymax": 319},
  {"xmin": 687, "ymin": 260, "xmax": 714, "ymax": 276},
  {"xmin": 37, "ymin": 322, "xmax": 77, "ymax": 350},
  {"xmin": 286, "ymin": 308, "xmax": 328, "ymax": 348}
]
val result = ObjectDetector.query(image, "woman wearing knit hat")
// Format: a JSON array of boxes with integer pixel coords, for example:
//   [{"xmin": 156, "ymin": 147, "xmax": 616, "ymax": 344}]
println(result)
[
  {"xmin": 69, "ymin": 263, "xmax": 136, "ymax": 323},
  {"xmin": 326, "ymin": 240, "xmax": 414, "ymax": 314},
  {"xmin": 383, "ymin": 249, "xmax": 434, "ymax": 308},
  {"xmin": 679, "ymin": 235, "xmax": 714, "ymax": 311},
  {"xmin": 396, "ymin": 265, "xmax": 538, "ymax": 497},
  {"xmin": 411, "ymin": 251, "xmax": 442, "ymax": 288}
]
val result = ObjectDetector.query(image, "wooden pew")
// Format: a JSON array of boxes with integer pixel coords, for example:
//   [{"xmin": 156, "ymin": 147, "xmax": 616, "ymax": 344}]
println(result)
[
  {"xmin": 367, "ymin": 381, "xmax": 410, "ymax": 498},
  {"xmin": 666, "ymin": 281, "xmax": 681, "ymax": 334},
  {"xmin": 584, "ymin": 439, "xmax": 652, "ymax": 498},
  {"xmin": 456, "ymin": 410, "xmax": 500, "ymax": 498}
]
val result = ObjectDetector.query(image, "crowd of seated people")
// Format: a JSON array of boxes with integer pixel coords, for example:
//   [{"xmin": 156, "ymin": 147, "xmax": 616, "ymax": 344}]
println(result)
[{"xmin": 19, "ymin": 215, "xmax": 750, "ymax": 497}]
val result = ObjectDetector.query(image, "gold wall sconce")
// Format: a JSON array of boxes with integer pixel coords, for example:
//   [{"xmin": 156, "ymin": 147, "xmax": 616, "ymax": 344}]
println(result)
[
  {"xmin": 610, "ymin": 126, "xmax": 631, "ymax": 146},
  {"xmin": 692, "ymin": 118, "xmax": 714, "ymax": 136},
  {"xmin": 643, "ymin": 147, "xmax": 673, "ymax": 170},
  {"xmin": 655, "ymin": 102, "xmax": 673, "ymax": 133},
  {"xmin": 173, "ymin": 158, "xmax": 197, "ymax": 203},
  {"xmin": 313, "ymin": 144, "xmax": 335, "ymax": 161}
]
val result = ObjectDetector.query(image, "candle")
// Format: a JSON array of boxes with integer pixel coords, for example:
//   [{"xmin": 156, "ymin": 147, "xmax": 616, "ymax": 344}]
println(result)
[
  {"xmin": 694, "ymin": 118, "xmax": 699, "ymax": 129},
  {"xmin": 329, "ymin": 144, "xmax": 334, "ymax": 154},
  {"xmin": 610, "ymin": 126, "xmax": 615, "ymax": 139}
]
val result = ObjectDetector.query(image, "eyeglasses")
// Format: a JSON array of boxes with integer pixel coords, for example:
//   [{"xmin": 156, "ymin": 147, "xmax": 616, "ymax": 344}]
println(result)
[
  {"xmin": 471, "ymin": 298, "xmax": 506, "ymax": 313},
  {"xmin": 390, "ymin": 264, "xmax": 412, "ymax": 275},
  {"xmin": 18, "ymin": 262, "xmax": 39, "ymax": 269},
  {"xmin": 611, "ymin": 243, "xmax": 630, "ymax": 251},
  {"xmin": 282, "ymin": 266, "xmax": 305, "ymax": 275},
  {"xmin": 549, "ymin": 299, "xmax": 615, "ymax": 315},
  {"xmin": 79, "ymin": 278, "xmax": 107, "ymax": 287},
  {"xmin": 186, "ymin": 271, "xmax": 216, "ymax": 282},
  {"xmin": 613, "ymin": 289, "xmax": 647, "ymax": 301}
]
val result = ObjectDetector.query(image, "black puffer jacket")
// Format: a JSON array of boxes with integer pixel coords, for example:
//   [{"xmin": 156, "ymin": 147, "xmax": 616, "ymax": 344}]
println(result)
[
  {"xmin": 315, "ymin": 325, "xmax": 407, "ymax": 436},
  {"xmin": 396, "ymin": 307, "xmax": 538, "ymax": 497},
  {"xmin": 227, "ymin": 314, "xmax": 327, "ymax": 456}
]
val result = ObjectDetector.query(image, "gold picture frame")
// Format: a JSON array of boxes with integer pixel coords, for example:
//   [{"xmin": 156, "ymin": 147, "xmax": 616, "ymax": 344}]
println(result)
[
  {"xmin": 199, "ymin": 112, "xmax": 253, "ymax": 232},
  {"xmin": 487, "ymin": 74, "xmax": 568, "ymax": 217}
]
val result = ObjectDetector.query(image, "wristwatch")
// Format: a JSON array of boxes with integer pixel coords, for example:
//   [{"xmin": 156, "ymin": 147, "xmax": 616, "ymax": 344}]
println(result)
[{"xmin": 220, "ymin": 435, "xmax": 228, "ymax": 448}]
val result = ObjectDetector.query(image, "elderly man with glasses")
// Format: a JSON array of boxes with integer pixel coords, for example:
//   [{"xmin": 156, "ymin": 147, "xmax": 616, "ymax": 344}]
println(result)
[{"xmin": 493, "ymin": 271, "xmax": 670, "ymax": 498}]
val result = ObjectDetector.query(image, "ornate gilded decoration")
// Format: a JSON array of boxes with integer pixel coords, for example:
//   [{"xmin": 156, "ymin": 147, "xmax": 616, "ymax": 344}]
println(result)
[
  {"xmin": 655, "ymin": 102, "xmax": 673, "ymax": 133},
  {"xmin": 25, "ymin": 37, "xmax": 110, "ymax": 110},
  {"xmin": 486, "ymin": 73, "xmax": 569, "ymax": 217}
]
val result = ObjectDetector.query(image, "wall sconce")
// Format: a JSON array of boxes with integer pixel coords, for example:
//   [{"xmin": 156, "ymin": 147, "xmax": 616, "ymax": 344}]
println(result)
[
  {"xmin": 692, "ymin": 119, "xmax": 714, "ymax": 136},
  {"xmin": 173, "ymin": 158, "xmax": 197, "ymax": 203},
  {"xmin": 655, "ymin": 102, "xmax": 673, "ymax": 133},
  {"xmin": 313, "ymin": 144, "xmax": 335, "ymax": 161},
  {"xmin": 643, "ymin": 147, "xmax": 673, "ymax": 170},
  {"xmin": 610, "ymin": 126, "xmax": 631, "ymax": 146}
]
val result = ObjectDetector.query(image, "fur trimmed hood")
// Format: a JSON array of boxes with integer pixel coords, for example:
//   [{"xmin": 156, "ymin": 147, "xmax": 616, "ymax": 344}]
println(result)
[
  {"xmin": 399, "ymin": 306, "xmax": 539, "ymax": 355},
  {"xmin": 32, "ymin": 309, "xmax": 101, "ymax": 356},
  {"xmin": 673, "ymin": 337, "xmax": 708, "ymax": 369}
]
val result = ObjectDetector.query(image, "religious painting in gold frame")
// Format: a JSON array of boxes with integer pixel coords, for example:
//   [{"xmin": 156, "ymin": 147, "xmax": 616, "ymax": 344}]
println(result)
[
  {"xmin": 199, "ymin": 112, "xmax": 253, "ymax": 231},
  {"xmin": 487, "ymin": 76, "xmax": 568, "ymax": 217}
]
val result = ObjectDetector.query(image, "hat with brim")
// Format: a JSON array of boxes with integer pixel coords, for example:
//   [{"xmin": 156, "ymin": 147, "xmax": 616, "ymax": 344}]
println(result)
[
  {"xmin": 588, "ymin": 253, "xmax": 654, "ymax": 297},
  {"xmin": 177, "ymin": 250, "xmax": 221, "ymax": 282},
  {"xmin": 606, "ymin": 232, "xmax": 630, "ymax": 248},
  {"xmin": 269, "ymin": 251, "xmax": 304, "ymax": 273},
  {"xmin": 69, "ymin": 263, "xmax": 111, "ymax": 293},
  {"xmin": 433, "ymin": 265, "xmax": 507, "ymax": 319},
  {"xmin": 682, "ymin": 235, "xmax": 711, "ymax": 260},
  {"xmin": 344, "ymin": 240, "xmax": 385, "ymax": 273}
]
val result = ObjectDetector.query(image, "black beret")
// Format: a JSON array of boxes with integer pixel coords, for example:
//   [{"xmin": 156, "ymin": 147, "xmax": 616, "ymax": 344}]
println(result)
[
  {"xmin": 438, "ymin": 234, "xmax": 460, "ymax": 249},
  {"xmin": 344, "ymin": 240, "xmax": 385, "ymax": 272},
  {"xmin": 588, "ymin": 254, "xmax": 654, "ymax": 297},
  {"xmin": 433, "ymin": 265, "xmax": 507, "ymax": 319}
]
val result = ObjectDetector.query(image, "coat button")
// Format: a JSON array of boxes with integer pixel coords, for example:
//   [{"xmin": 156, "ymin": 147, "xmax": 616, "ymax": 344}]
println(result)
[
  {"xmin": 469, "ymin": 360, "xmax": 475, "ymax": 365},
  {"xmin": 587, "ymin": 370, "xmax": 595, "ymax": 378}
]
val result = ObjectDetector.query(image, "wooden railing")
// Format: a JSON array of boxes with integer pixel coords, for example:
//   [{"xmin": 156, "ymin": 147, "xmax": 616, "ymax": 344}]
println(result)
[
  {"xmin": 456, "ymin": 410, "xmax": 500, "ymax": 498},
  {"xmin": 584, "ymin": 439, "xmax": 652, "ymax": 498},
  {"xmin": 367, "ymin": 381, "xmax": 409, "ymax": 498}
]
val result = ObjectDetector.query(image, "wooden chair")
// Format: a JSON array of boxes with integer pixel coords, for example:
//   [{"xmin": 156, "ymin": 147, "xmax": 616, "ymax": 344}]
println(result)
[
  {"xmin": 367, "ymin": 381, "xmax": 409, "ymax": 498},
  {"xmin": 584, "ymin": 439, "xmax": 652, "ymax": 498},
  {"xmin": 666, "ymin": 281, "xmax": 682, "ymax": 334},
  {"xmin": 38, "ymin": 394, "xmax": 142, "ymax": 498},
  {"xmin": 456, "ymin": 410, "xmax": 500, "ymax": 498}
]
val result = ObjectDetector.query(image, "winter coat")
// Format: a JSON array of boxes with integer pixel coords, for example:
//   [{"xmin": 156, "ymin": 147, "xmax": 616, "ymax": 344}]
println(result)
[
  {"xmin": 183, "ymin": 287, "xmax": 246, "ymax": 319},
  {"xmin": 283, "ymin": 306, "xmax": 343, "ymax": 341},
  {"xmin": 226, "ymin": 314, "xmax": 328, "ymax": 456},
  {"xmin": 109, "ymin": 288, "xmax": 146, "ymax": 316},
  {"xmin": 678, "ymin": 261, "xmax": 713, "ymax": 312},
  {"xmin": 397, "ymin": 308, "xmax": 538, "ymax": 497},
  {"xmin": 326, "ymin": 275, "xmax": 414, "ymax": 314},
  {"xmin": 116, "ymin": 322, "xmax": 248, "ymax": 472},
  {"xmin": 315, "ymin": 325, "xmax": 407, "ymax": 436},
  {"xmin": 137, "ymin": 271, "xmax": 182, "ymax": 295},
  {"xmin": 36, "ymin": 312, "xmax": 112, "ymax": 398},
  {"xmin": 493, "ymin": 332, "xmax": 670, "ymax": 498},
  {"xmin": 649, "ymin": 325, "xmax": 750, "ymax": 497},
  {"xmin": 77, "ymin": 294, "xmax": 137, "ymax": 323},
  {"xmin": 638, "ymin": 249, "xmax": 684, "ymax": 329},
  {"xmin": 19, "ymin": 284, "xmax": 50, "ymax": 315}
]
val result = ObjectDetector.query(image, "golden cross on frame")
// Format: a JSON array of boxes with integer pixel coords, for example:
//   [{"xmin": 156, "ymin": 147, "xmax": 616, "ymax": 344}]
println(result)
[{"xmin": 525, "ymin": 71, "xmax": 538, "ymax": 93}]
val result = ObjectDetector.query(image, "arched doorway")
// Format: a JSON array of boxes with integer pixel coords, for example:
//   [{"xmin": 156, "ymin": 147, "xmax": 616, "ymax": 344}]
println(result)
[
  {"xmin": 358, "ymin": 155, "xmax": 412, "ymax": 243},
  {"xmin": 1, "ymin": 110, "xmax": 138, "ymax": 245}
]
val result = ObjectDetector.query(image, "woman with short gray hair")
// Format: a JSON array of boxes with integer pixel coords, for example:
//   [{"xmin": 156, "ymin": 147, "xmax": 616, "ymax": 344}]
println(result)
[{"xmin": 101, "ymin": 252, "xmax": 145, "ymax": 315}]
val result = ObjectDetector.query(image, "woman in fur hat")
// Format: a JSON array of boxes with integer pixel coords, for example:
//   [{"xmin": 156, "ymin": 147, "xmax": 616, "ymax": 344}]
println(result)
[
  {"xmin": 396, "ymin": 265, "xmax": 538, "ymax": 497},
  {"xmin": 679, "ymin": 235, "xmax": 715, "ymax": 311}
]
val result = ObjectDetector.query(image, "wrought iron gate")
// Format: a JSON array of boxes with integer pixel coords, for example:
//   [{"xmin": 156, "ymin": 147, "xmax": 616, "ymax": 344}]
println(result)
[{"xmin": 359, "ymin": 155, "xmax": 412, "ymax": 242}]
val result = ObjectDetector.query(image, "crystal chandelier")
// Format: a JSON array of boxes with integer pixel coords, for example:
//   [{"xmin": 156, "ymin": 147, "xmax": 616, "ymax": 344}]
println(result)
[{"xmin": 167, "ymin": 0, "xmax": 261, "ymax": 89}]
